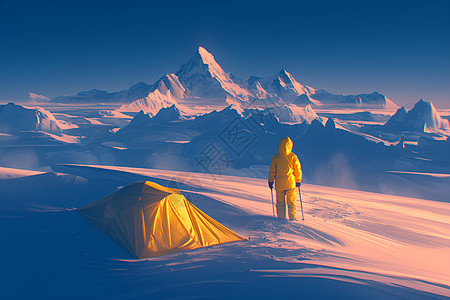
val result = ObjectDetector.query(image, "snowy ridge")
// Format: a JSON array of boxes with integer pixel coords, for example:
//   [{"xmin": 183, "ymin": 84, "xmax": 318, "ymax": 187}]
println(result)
[
  {"xmin": 274, "ymin": 69, "xmax": 316, "ymax": 96},
  {"xmin": 119, "ymin": 89, "xmax": 178, "ymax": 115},
  {"xmin": 153, "ymin": 73, "xmax": 188, "ymax": 99},
  {"xmin": 246, "ymin": 69, "xmax": 316, "ymax": 101},
  {"xmin": 275, "ymin": 104, "xmax": 321, "ymax": 124},
  {"xmin": 244, "ymin": 77, "xmax": 270, "ymax": 99},
  {"xmin": 28, "ymin": 92, "xmax": 51, "ymax": 103},
  {"xmin": 119, "ymin": 73, "xmax": 188, "ymax": 114}
]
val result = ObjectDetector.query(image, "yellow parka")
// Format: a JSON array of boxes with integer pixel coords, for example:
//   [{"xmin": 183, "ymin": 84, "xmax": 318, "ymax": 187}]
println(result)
[{"xmin": 268, "ymin": 137, "xmax": 302, "ymax": 191}]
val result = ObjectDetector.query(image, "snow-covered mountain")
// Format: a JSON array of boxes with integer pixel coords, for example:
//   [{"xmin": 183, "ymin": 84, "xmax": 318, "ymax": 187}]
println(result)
[
  {"xmin": 309, "ymin": 90, "xmax": 398, "ymax": 108},
  {"xmin": 125, "ymin": 110, "xmax": 151, "ymax": 128},
  {"xmin": 52, "ymin": 89, "xmax": 116, "ymax": 103},
  {"xmin": 153, "ymin": 73, "xmax": 188, "ymax": 99},
  {"xmin": 293, "ymin": 94, "xmax": 319, "ymax": 106},
  {"xmin": 119, "ymin": 89, "xmax": 178, "ymax": 115},
  {"xmin": 120, "ymin": 105, "xmax": 184, "ymax": 131},
  {"xmin": 28, "ymin": 92, "xmax": 51, "ymax": 103},
  {"xmin": 0, "ymin": 103, "xmax": 62, "ymax": 134},
  {"xmin": 385, "ymin": 99, "xmax": 449, "ymax": 132},
  {"xmin": 176, "ymin": 46, "xmax": 252, "ymax": 101},
  {"xmin": 245, "ymin": 69, "xmax": 317, "ymax": 102},
  {"xmin": 50, "ymin": 46, "xmax": 396, "ymax": 109},
  {"xmin": 51, "ymin": 82, "xmax": 154, "ymax": 103},
  {"xmin": 244, "ymin": 71, "xmax": 395, "ymax": 108},
  {"xmin": 120, "ymin": 74, "xmax": 188, "ymax": 114},
  {"xmin": 150, "ymin": 104, "xmax": 184, "ymax": 123},
  {"xmin": 273, "ymin": 104, "xmax": 321, "ymax": 124}
]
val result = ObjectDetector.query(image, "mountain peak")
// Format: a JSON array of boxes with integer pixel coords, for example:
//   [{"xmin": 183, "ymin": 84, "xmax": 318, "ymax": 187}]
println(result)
[
  {"xmin": 184, "ymin": 46, "xmax": 222, "ymax": 74},
  {"xmin": 197, "ymin": 46, "xmax": 213, "ymax": 60},
  {"xmin": 271, "ymin": 69, "xmax": 316, "ymax": 97},
  {"xmin": 385, "ymin": 106, "xmax": 407, "ymax": 126},
  {"xmin": 325, "ymin": 117, "xmax": 336, "ymax": 130},
  {"xmin": 151, "ymin": 104, "xmax": 183, "ymax": 123},
  {"xmin": 177, "ymin": 46, "xmax": 219, "ymax": 78},
  {"xmin": 132, "ymin": 81, "xmax": 147, "ymax": 87},
  {"xmin": 277, "ymin": 69, "xmax": 296, "ymax": 84},
  {"xmin": 410, "ymin": 99, "xmax": 434, "ymax": 115},
  {"xmin": 176, "ymin": 47, "xmax": 251, "ymax": 100},
  {"xmin": 28, "ymin": 92, "xmax": 51, "ymax": 103},
  {"xmin": 279, "ymin": 69, "xmax": 290, "ymax": 76}
]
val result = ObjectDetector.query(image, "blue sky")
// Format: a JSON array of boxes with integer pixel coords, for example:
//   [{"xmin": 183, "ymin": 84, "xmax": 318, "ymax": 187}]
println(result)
[{"xmin": 1, "ymin": 0, "xmax": 449, "ymax": 108}]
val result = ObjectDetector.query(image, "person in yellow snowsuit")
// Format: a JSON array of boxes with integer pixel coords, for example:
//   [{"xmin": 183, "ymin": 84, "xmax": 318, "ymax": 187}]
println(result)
[{"xmin": 268, "ymin": 137, "xmax": 302, "ymax": 220}]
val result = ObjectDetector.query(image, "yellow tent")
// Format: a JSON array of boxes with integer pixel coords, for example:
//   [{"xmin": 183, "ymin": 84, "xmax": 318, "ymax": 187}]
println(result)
[{"xmin": 78, "ymin": 181, "xmax": 245, "ymax": 258}]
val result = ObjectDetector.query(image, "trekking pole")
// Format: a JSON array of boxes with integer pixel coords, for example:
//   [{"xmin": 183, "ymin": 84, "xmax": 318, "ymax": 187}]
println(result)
[
  {"xmin": 298, "ymin": 186, "xmax": 305, "ymax": 221},
  {"xmin": 270, "ymin": 188, "xmax": 275, "ymax": 217}
]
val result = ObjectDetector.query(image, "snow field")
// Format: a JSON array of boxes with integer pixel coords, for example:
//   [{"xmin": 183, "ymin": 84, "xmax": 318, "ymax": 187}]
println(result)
[{"xmin": 2, "ymin": 165, "xmax": 446, "ymax": 299}]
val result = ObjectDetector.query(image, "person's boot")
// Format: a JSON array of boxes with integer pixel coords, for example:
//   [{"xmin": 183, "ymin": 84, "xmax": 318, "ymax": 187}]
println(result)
[{"xmin": 287, "ymin": 208, "xmax": 296, "ymax": 221}]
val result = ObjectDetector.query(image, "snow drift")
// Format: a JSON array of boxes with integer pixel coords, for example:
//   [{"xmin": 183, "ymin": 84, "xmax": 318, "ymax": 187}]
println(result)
[
  {"xmin": 2, "ymin": 165, "xmax": 448, "ymax": 299},
  {"xmin": 0, "ymin": 103, "xmax": 63, "ymax": 134}
]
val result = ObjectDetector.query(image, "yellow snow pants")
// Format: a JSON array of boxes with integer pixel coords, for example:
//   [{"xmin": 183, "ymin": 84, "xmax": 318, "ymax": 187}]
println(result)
[{"xmin": 276, "ymin": 188, "xmax": 297, "ymax": 220}]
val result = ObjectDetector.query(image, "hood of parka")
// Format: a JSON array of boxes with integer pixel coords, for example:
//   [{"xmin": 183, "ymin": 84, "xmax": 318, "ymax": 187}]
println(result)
[{"xmin": 278, "ymin": 137, "xmax": 293, "ymax": 155}]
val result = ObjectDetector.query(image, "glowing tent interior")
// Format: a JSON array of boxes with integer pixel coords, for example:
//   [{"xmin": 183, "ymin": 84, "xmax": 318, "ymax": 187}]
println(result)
[{"xmin": 78, "ymin": 181, "xmax": 245, "ymax": 258}]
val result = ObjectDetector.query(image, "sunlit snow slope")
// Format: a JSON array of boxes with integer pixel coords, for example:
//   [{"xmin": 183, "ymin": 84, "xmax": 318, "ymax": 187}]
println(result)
[{"xmin": 2, "ymin": 164, "xmax": 447, "ymax": 299}]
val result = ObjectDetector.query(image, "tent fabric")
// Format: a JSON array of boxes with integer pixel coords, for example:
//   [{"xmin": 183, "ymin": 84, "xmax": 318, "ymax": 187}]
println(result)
[{"xmin": 78, "ymin": 181, "xmax": 245, "ymax": 258}]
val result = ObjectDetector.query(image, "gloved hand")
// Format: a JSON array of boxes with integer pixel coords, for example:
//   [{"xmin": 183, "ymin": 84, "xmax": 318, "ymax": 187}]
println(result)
[
  {"xmin": 296, "ymin": 182, "xmax": 301, "ymax": 188},
  {"xmin": 268, "ymin": 182, "xmax": 274, "ymax": 189}
]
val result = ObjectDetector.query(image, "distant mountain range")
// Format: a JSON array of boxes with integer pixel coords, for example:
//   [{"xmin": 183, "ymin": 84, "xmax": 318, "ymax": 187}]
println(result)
[{"xmin": 50, "ymin": 46, "xmax": 398, "ymax": 110}]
